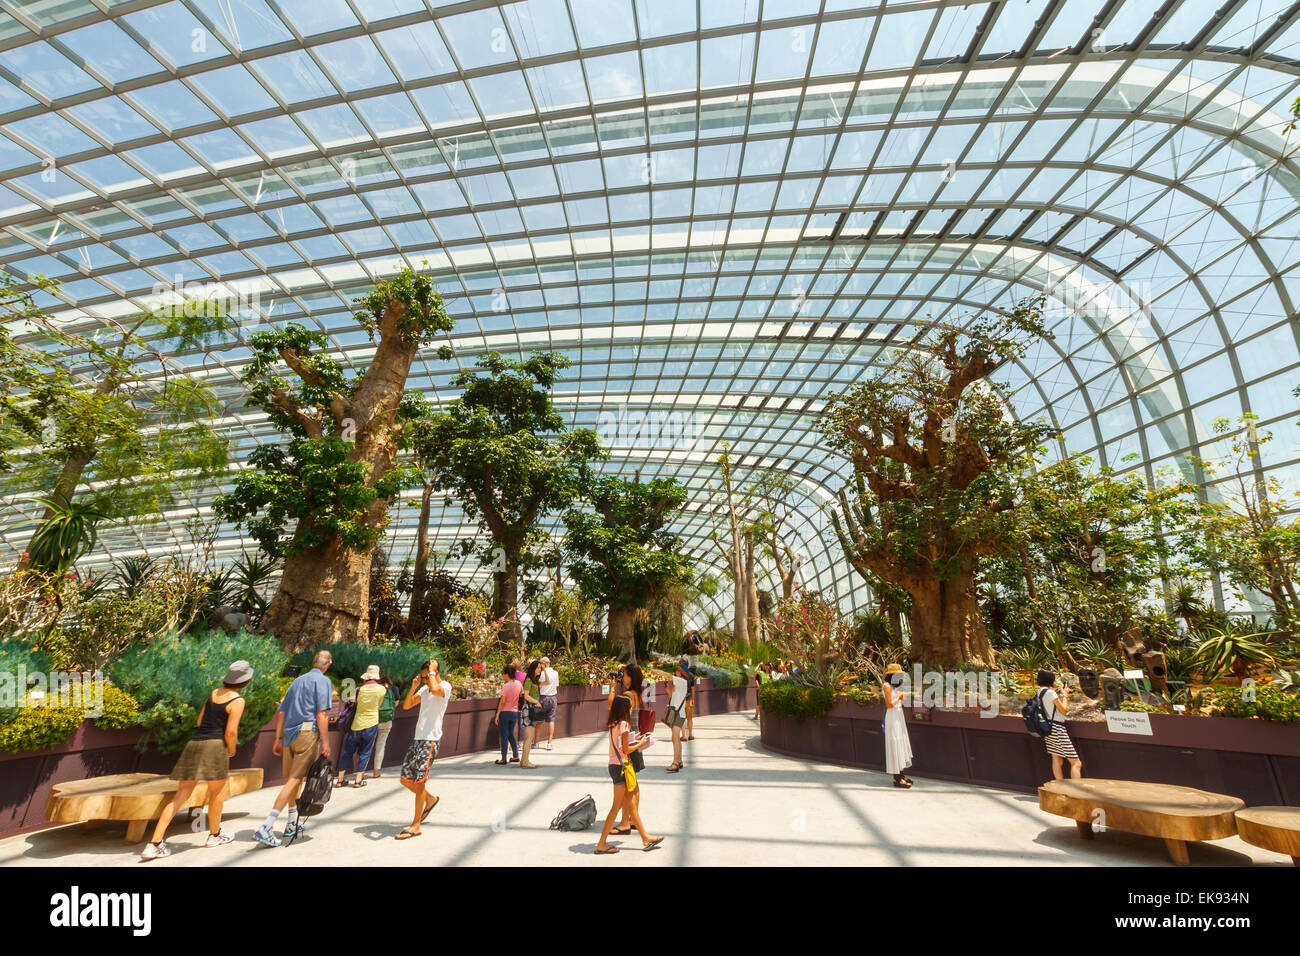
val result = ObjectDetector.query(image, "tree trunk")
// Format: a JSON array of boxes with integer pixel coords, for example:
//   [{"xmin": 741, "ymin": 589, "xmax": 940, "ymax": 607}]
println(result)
[
  {"xmin": 905, "ymin": 571, "xmax": 995, "ymax": 668},
  {"xmin": 407, "ymin": 479, "xmax": 435, "ymax": 626},
  {"xmin": 493, "ymin": 563, "xmax": 522, "ymax": 645},
  {"xmin": 262, "ymin": 543, "xmax": 371, "ymax": 652},
  {"xmin": 608, "ymin": 605, "xmax": 637, "ymax": 662},
  {"xmin": 262, "ymin": 299, "xmax": 418, "ymax": 650},
  {"xmin": 18, "ymin": 448, "xmax": 95, "ymax": 571},
  {"xmin": 744, "ymin": 529, "xmax": 760, "ymax": 638}
]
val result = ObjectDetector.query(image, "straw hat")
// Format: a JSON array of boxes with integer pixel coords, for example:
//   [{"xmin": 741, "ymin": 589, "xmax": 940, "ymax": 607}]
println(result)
[
  {"xmin": 361, "ymin": 665, "xmax": 381, "ymax": 681},
  {"xmin": 883, "ymin": 663, "xmax": 904, "ymax": 676}
]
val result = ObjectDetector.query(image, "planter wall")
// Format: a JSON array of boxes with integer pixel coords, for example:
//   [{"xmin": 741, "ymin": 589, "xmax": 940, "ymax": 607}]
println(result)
[
  {"xmin": 0, "ymin": 677, "xmax": 754, "ymax": 841},
  {"xmin": 761, "ymin": 698, "xmax": 1300, "ymax": 807}
]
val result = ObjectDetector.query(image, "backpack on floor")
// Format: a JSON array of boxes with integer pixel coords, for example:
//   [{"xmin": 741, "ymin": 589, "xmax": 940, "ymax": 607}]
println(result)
[
  {"xmin": 549, "ymin": 794, "xmax": 597, "ymax": 832},
  {"xmin": 1021, "ymin": 689, "xmax": 1054, "ymax": 738},
  {"xmin": 288, "ymin": 755, "xmax": 335, "ymax": 844}
]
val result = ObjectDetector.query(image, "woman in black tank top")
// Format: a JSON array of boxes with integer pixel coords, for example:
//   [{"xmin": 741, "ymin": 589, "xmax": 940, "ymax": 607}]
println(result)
[{"xmin": 141, "ymin": 661, "xmax": 253, "ymax": 861}]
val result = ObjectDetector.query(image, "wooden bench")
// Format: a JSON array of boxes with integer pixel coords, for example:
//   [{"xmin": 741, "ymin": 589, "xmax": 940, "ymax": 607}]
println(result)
[
  {"xmin": 44, "ymin": 769, "xmax": 264, "ymax": 843},
  {"xmin": 1038, "ymin": 778, "xmax": 1243, "ymax": 865},
  {"xmin": 1234, "ymin": 806, "xmax": 1300, "ymax": 866}
]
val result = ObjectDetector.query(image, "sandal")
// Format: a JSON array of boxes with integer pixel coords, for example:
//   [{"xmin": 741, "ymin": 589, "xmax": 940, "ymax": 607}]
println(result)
[
  {"xmin": 611, "ymin": 825, "xmax": 636, "ymax": 835},
  {"xmin": 395, "ymin": 829, "xmax": 421, "ymax": 840},
  {"xmin": 595, "ymin": 845, "xmax": 619, "ymax": 854},
  {"xmin": 495, "ymin": 759, "xmax": 507, "ymax": 765},
  {"xmin": 641, "ymin": 836, "xmax": 664, "ymax": 851},
  {"xmin": 421, "ymin": 796, "xmax": 439, "ymax": 822},
  {"xmin": 666, "ymin": 764, "xmax": 681, "ymax": 772},
  {"xmin": 893, "ymin": 779, "xmax": 913, "ymax": 788},
  {"xmin": 354, "ymin": 779, "xmax": 367, "ymax": 788}
]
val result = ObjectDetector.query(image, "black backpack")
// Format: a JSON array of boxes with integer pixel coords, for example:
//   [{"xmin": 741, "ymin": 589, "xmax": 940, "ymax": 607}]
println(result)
[
  {"xmin": 549, "ymin": 794, "xmax": 597, "ymax": 832},
  {"xmin": 287, "ymin": 755, "xmax": 335, "ymax": 844},
  {"xmin": 1021, "ymin": 689, "xmax": 1054, "ymax": 738}
]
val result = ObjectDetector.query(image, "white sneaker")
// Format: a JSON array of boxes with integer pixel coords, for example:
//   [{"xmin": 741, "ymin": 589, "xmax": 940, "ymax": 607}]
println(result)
[
  {"xmin": 204, "ymin": 829, "xmax": 234, "ymax": 848},
  {"xmin": 545, "ymin": 743, "xmax": 553, "ymax": 750},
  {"xmin": 252, "ymin": 827, "xmax": 282, "ymax": 848},
  {"xmin": 140, "ymin": 841, "xmax": 170, "ymax": 861}
]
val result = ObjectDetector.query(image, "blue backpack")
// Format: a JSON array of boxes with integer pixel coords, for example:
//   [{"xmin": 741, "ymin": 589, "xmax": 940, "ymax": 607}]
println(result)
[{"xmin": 1022, "ymin": 689, "xmax": 1054, "ymax": 738}]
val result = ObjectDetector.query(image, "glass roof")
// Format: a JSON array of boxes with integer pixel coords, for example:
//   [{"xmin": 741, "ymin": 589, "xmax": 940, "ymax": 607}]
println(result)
[{"xmin": 1, "ymin": 0, "xmax": 1298, "ymax": 619}]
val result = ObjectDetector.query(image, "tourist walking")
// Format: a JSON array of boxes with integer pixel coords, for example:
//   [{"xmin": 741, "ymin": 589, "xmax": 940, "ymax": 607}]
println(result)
[
  {"xmin": 683, "ymin": 660, "xmax": 696, "ymax": 741},
  {"xmin": 666, "ymin": 657, "xmax": 690, "ymax": 772},
  {"xmin": 537, "ymin": 655, "xmax": 559, "ymax": 749},
  {"xmin": 141, "ymin": 660, "xmax": 253, "ymax": 859},
  {"xmin": 595, "ymin": 694, "xmax": 663, "ymax": 855},
  {"xmin": 519, "ymin": 659, "xmax": 542, "ymax": 769},
  {"xmin": 337, "ymin": 665, "xmax": 385, "ymax": 788},
  {"xmin": 492, "ymin": 662, "xmax": 522, "ymax": 764},
  {"xmin": 396, "ymin": 658, "xmax": 451, "ymax": 840},
  {"xmin": 370, "ymin": 675, "xmax": 400, "ymax": 778},
  {"xmin": 882, "ymin": 663, "xmax": 914, "ymax": 788},
  {"xmin": 606, "ymin": 664, "xmax": 648, "ymax": 835},
  {"xmin": 1037, "ymin": 669, "xmax": 1083, "ymax": 780},
  {"xmin": 255, "ymin": 650, "xmax": 333, "ymax": 847}
]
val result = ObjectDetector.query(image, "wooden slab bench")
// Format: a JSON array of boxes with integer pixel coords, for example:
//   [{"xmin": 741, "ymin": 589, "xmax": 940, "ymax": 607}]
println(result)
[
  {"xmin": 1038, "ymin": 778, "xmax": 1243, "ymax": 865},
  {"xmin": 1234, "ymin": 806, "xmax": 1300, "ymax": 865},
  {"xmin": 44, "ymin": 769, "xmax": 264, "ymax": 842}
]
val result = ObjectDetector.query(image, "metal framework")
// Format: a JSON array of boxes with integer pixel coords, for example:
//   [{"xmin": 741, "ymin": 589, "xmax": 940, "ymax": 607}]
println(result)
[{"xmin": 1, "ymin": 0, "xmax": 1298, "ymax": 621}]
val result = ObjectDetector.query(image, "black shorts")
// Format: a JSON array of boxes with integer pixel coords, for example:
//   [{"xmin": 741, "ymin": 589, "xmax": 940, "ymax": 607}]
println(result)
[{"xmin": 608, "ymin": 764, "xmax": 625, "ymax": 785}]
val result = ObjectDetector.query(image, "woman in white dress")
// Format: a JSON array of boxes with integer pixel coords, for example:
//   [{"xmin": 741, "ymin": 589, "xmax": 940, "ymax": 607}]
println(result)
[{"xmin": 882, "ymin": 663, "xmax": 914, "ymax": 788}]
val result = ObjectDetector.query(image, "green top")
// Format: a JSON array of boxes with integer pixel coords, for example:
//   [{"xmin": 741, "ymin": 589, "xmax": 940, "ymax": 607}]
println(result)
[{"xmin": 525, "ymin": 678, "xmax": 539, "ymax": 701}]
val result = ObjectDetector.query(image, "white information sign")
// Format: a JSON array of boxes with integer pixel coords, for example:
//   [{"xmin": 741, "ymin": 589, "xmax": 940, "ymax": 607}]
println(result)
[
  {"xmin": 1105, "ymin": 711, "xmax": 1153, "ymax": 736},
  {"xmin": 1123, "ymin": 669, "xmax": 1144, "ymax": 680}
]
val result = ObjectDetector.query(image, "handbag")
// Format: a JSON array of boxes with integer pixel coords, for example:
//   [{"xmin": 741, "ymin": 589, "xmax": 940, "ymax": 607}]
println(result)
[
  {"xmin": 664, "ymin": 682, "xmax": 686, "ymax": 728},
  {"xmin": 637, "ymin": 706, "xmax": 656, "ymax": 735},
  {"xmin": 611, "ymin": 728, "xmax": 637, "ymax": 793}
]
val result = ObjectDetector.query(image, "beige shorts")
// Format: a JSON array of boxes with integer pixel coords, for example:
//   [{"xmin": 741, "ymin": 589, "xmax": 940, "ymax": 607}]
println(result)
[
  {"xmin": 283, "ymin": 728, "xmax": 320, "ymax": 779},
  {"xmin": 684, "ymin": 700, "xmax": 694, "ymax": 719}
]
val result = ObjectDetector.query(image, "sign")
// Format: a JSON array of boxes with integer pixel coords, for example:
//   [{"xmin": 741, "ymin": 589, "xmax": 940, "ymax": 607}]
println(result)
[
  {"xmin": 600, "ymin": 684, "xmax": 610, "ymax": 695},
  {"xmin": 1123, "ymin": 669, "xmax": 1144, "ymax": 680},
  {"xmin": 1105, "ymin": 710, "xmax": 1153, "ymax": 736}
]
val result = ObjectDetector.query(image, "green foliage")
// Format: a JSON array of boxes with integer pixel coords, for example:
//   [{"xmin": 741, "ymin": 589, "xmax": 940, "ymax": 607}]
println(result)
[
  {"xmin": 0, "ymin": 638, "xmax": 56, "ymax": 722},
  {"xmin": 419, "ymin": 351, "xmax": 603, "ymax": 611},
  {"xmin": 558, "ymin": 666, "xmax": 589, "ymax": 686},
  {"xmin": 691, "ymin": 655, "xmax": 749, "ymax": 688},
  {"xmin": 352, "ymin": 267, "xmax": 455, "ymax": 347},
  {"xmin": 565, "ymin": 475, "xmax": 695, "ymax": 614},
  {"xmin": 759, "ymin": 680, "xmax": 835, "ymax": 721},
  {"xmin": 1119, "ymin": 699, "xmax": 1163, "ymax": 714},
  {"xmin": 2, "ymin": 273, "xmax": 231, "ymax": 538},
  {"xmin": 0, "ymin": 704, "xmax": 84, "ymax": 754},
  {"xmin": 1212, "ymin": 684, "xmax": 1300, "ymax": 723},
  {"xmin": 109, "ymin": 629, "xmax": 288, "ymax": 753},
  {"xmin": 94, "ymin": 684, "xmax": 141, "ymax": 730},
  {"xmin": 22, "ymin": 494, "xmax": 115, "ymax": 575},
  {"xmin": 288, "ymin": 642, "xmax": 436, "ymax": 685},
  {"xmin": 1191, "ymin": 626, "xmax": 1275, "ymax": 680}
]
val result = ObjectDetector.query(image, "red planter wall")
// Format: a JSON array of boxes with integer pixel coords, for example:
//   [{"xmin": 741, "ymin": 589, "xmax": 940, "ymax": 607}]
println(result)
[
  {"xmin": 0, "ymin": 678, "xmax": 755, "ymax": 840},
  {"xmin": 760, "ymin": 698, "xmax": 1300, "ymax": 806}
]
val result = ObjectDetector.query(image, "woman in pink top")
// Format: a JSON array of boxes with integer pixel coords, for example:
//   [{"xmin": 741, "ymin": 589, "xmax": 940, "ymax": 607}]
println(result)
[
  {"xmin": 492, "ymin": 662, "xmax": 522, "ymax": 765},
  {"xmin": 595, "ymin": 694, "xmax": 663, "ymax": 854}
]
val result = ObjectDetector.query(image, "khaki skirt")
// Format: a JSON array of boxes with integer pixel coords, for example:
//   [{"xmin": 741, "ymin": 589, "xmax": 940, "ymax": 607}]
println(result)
[{"xmin": 169, "ymin": 738, "xmax": 230, "ymax": 781}]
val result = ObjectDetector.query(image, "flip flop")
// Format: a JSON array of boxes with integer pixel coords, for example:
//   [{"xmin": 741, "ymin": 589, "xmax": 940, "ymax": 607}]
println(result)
[
  {"xmin": 666, "ymin": 764, "xmax": 681, "ymax": 772},
  {"xmin": 395, "ymin": 829, "xmax": 421, "ymax": 840},
  {"xmin": 611, "ymin": 825, "xmax": 636, "ymax": 835},
  {"xmin": 421, "ymin": 796, "xmax": 439, "ymax": 821},
  {"xmin": 595, "ymin": 845, "xmax": 619, "ymax": 854},
  {"xmin": 641, "ymin": 836, "xmax": 664, "ymax": 851}
]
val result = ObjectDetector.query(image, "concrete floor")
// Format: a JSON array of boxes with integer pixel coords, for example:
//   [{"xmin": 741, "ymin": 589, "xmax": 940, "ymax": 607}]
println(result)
[{"xmin": 0, "ymin": 712, "xmax": 1285, "ymax": 867}]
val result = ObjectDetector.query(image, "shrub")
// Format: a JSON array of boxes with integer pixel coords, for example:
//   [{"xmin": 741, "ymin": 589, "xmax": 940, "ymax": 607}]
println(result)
[
  {"xmin": 1211, "ymin": 684, "xmax": 1300, "ymax": 724},
  {"xmin": 1119, "ymin": 699, "xmax": 1163, "ymax": 714},
  {"xmin": 93, "ymin": 684, "xmax": 141, "ymax": 730},
  {"xmin": 558, "ymin": 666, "xmax": 589, "ymax": 686},
  {"xmin": 109, "ymin": 629, "xmax": 288, "ymax": 753},
  {"xmin": 288, "ymin": 642, "xmax": 436, "ymax": 686},
  {"xmin": 0, "ymin": 704, "xmax": 84, "ymax": 753},
  {"xmin": 692, "ymin": 659, "xmax": 745, "ymax": 688},
  {"xmin": 0, "ymin": 639, "xmax": 56, "ymax": 720},
  {"xmin": 758, "ymin": 680, "xmax": 835, "ymax": 721}
]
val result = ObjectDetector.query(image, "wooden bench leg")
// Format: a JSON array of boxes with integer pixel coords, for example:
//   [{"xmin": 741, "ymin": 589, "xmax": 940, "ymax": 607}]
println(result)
[
  {"xmin": 1164, "ymin": 838, "xmax": 1190, "ymax": 866},
  {"xmin": 1075, "ymin": 820, "xmax": 1094, "ymax": 840},
  {"xmin": 125, "ymin": 820, "xmax": 149, "ymax": 843},
  {"xmin": 1291, "ymin": 856, "xmax": 1298, "ymax": 867},
  {"xmin": 83, "ymin": 819, "xmax": 104, "ymax": 833}
]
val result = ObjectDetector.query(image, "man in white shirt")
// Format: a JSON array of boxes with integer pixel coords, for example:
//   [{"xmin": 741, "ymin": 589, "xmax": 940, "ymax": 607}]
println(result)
[
  {"xmin": 537, "ymin": 655, "xmax": 560, "ymax": 750},
  {"xmin": 397, "ymin": 658, "xmax": 451, "ymax": 840},
  {"xmin": 666, "ymin": 658, "xmax": 690, "ymax": 772}
]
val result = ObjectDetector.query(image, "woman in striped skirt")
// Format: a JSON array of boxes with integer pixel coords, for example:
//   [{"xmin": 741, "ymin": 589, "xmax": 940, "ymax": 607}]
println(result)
[{"xmin": 1036, "ymin": 669, "xmax": 1082, "ymax": 779}]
